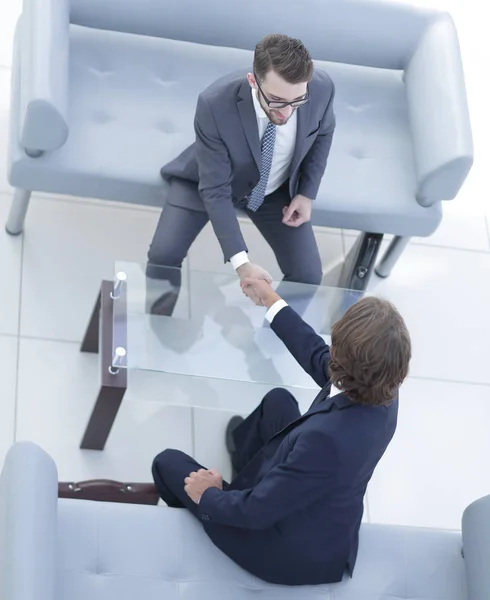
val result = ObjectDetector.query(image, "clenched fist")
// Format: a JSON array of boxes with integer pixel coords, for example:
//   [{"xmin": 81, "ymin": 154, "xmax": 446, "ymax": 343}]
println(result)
[{"xmin": 184, "ymin": 469, "xmax": 223, "ymax": 504}]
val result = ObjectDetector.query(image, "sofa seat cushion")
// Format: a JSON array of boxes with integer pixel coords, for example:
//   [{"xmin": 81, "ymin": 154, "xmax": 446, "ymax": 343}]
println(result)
[
  {"xmin": 57, "ymin": 498, "xmax": 466, "ymax": 600},
  {"xmin": 10, "ymin": 25, "xmax": 441, "ymax": 236}
]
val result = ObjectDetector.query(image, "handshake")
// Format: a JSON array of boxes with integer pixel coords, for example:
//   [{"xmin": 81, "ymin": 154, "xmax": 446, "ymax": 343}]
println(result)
[{"xmin": 236, "ymin": 262, "xmax": 281, "ymax": 308}]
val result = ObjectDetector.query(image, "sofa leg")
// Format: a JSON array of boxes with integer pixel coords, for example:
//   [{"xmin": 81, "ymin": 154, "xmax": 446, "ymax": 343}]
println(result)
[
  {"xmin": 375, "ymin": 236, "xmax": 410, "ymax": 278},
  {"xmin": 5, "ymin": 189, "xmax": 32, "ymax": 235}
]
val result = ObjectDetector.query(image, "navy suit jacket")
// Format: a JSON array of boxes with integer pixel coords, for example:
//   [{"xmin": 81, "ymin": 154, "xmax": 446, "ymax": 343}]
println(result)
[{"xmin": 199, "ymin": 306, "xmax": 398, "ymax": 586}]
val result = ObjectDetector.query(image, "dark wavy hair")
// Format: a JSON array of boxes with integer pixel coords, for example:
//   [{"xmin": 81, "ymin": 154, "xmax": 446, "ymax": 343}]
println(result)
[
  {"xmin": 329, "ymin": 297, "xmax": 411, "ymax": 406},
  {"xmin": 253, "ymin": 33, "xmax": 313, "ymax": 84}
]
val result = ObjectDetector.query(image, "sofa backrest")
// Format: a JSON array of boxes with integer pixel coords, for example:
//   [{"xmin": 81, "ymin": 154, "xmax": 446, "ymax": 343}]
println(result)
[{"xmin": 70, "ymin": 0, "xmax": 443, "ymax": 70}]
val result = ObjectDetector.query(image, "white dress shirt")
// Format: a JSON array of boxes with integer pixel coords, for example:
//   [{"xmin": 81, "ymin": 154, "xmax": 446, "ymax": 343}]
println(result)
[
  {"xmin": 252, "ymin": 88, "xmax": 297, "ymax": 196},
  {"xmin": 265, "ymin": 299, "xmax": 341, "ymax": 398},
  {"xmin": 230, "ymin": 88, "xmax": 297, "ymax": 271}
]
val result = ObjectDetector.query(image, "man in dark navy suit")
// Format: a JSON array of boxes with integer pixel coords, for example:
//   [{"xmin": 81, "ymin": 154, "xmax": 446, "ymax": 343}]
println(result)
[{"xmin": 152, "ymin": 279, "xmax": 411, "ymax": 586}]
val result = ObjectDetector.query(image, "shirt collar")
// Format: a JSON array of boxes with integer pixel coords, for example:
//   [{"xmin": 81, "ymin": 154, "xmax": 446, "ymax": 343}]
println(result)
[
  {"xmin": 329, "ymin": 384, "xmax": 356, "ymax": 410},
  {"xmin": 329, "ymin": 388, "xmax": 397, "ymax": 410},
  {"xmin": 251, "ymin": 87, "xmax": 269, "ymax": 120}
]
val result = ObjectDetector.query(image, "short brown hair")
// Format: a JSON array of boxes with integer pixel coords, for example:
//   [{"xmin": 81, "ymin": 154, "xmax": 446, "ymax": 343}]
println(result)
[
  {"xmin": 253, "ymin": 33, "xmax": 313, "ymax": 84},
  {"xmin": 329, "ymin": 297, "xmax": 411, "ymax": 406}
]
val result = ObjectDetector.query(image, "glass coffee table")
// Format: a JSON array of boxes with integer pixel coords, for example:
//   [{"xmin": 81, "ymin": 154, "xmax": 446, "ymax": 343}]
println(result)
[{"xmin": 80, "ymin": 262, "xmax": 363, "ymax": 450}]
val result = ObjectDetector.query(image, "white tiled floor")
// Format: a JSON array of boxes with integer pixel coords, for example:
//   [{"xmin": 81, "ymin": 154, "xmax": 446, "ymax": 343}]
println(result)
[
  {"xmin": 20, "ymin": 195, "xmax": 159, "ymax": 342},
  {"xmin": 1, "ymin": 0, "xmax": 490, "ymax": 532},
  {"xmin": 0, "ymin": 193, "xmax": 22, "ymax": 335},
  {"xmin": 15, "ymin": 338, "xmax": 193, "ymax": 481},
  {"xmin": 0, "ymin": 335, "xmax": 17, "ymax": 463},
  {"xmin": 368, "ymin": 377, "xmax": 490, "ymax": 529}
]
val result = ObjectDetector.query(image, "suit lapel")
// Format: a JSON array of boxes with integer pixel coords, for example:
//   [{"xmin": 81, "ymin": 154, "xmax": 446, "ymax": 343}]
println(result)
[
  {"xmin": 268, "ymin": 384, "xmax": 334, "ymax": 442},
  {"xmin": 290, "ymin": 100, "xmax": 311, "ymax": 174},
  {"xmin": 305, "ymin": 396, "xmax": 335, "ymax": 418},
  {"xmin": 311, "ymin": 381, "xmax": 331, "ymax": 407},
  {"xmin": 237, "ymin": 80, "xmax": 261, "ymax": 168},
  {"xmin": 268, "ymin": 388, "xmax": 356, "ymax": 443}
]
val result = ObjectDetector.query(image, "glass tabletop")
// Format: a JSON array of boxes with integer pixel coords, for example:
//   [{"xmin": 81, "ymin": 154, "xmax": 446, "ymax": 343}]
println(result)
[{"xmin": 110, "ymin": 261, "xmax": 363, "ymax": 390}]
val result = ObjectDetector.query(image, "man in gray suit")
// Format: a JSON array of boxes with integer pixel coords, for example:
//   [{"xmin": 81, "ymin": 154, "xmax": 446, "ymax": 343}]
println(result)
[{"xmin": 147, "ymin": 33, "xmax": 335, "ymax": 314}]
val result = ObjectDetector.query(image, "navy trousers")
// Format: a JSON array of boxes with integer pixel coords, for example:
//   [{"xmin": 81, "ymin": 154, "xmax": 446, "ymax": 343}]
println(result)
[{"xmin": 152, "ymin": 388, "xmax": 301, "ymax": 516}]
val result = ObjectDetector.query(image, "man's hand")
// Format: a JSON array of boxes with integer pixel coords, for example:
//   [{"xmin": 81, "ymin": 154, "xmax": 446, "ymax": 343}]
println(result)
[
  {"xmin": 184, "ymin": 469, "xmax": 223, "ymax": 505},
  {"xmin": 241, "ymin": 277, "xmax": 281, "ymax": 308},
  {"xmin": 282, "ymin": 194, "xmax": 312, "ymax": 227},
  {"xmin": 236, "ymin": 262, "xmax": 273, "ymax": 284}
]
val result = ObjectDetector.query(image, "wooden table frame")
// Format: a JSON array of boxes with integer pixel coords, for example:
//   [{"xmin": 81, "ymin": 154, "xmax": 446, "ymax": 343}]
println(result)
[{"xmin": 80, "ymin": 280, "xmax": 128, "ymax": 450}]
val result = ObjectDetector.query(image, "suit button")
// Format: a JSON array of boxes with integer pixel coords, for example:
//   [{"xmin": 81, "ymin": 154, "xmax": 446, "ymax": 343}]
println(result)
[
  {"xmin": 248, "ymin": 182, "xmax": 254, "ymax": 189},
  {"xmin": 201, "ymin": 513, "xmax": 210, "ymax": 521}
]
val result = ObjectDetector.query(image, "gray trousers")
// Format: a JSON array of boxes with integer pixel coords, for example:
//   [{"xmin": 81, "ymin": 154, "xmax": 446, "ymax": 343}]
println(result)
[{"xmin": 147, "ymin": 183, "xmax": 322, "ymax": 315}]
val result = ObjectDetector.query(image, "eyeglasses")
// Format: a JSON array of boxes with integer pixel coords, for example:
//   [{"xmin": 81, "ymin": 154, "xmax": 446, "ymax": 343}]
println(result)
[{"xmin": 254, "ymin": 73, "xmax": 310, "ymax": 109}]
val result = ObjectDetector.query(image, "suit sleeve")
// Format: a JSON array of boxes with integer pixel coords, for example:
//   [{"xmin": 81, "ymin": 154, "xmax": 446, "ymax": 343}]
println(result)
[
  {"xmin": 270, "ymin": 305, "xmax": 331, "ymax": 388},
  {"xmin": 297, "ymin": 80, "xmax": 336, "ymax": 200},
  {"xmin": 198, "ymin": 430, "xmax": 337, "ymax": 529},
  {"xmin": 194, "ymin": 94, "xmax": 248, "ymax": 261}
]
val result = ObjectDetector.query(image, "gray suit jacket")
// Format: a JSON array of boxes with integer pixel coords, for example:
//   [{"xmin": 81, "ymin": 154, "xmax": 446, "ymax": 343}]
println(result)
[{"xmin": 161, "ymin": 69, "xmax": 336, "ymax": 260}]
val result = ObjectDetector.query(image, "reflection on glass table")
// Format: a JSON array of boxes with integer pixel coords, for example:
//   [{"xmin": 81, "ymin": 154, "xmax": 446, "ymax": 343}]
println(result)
[
  {"xmin": 80, "ymin": 261, "xmax": 362, "ymax": 450},
  {"xmin": 113, "ymin": 261, "xmax": 364, "ymax": 390}
]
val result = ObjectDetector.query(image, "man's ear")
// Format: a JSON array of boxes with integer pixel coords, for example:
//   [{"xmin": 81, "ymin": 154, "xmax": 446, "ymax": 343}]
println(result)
[{"xmin": 247, "ymin": 72, "xmax": 257, "ymax": 89}]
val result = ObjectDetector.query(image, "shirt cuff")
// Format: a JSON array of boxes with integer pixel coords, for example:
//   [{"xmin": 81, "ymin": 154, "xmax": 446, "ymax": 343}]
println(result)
[
  {"xmin": 265, "ymin": 299, "xmax": 288, "ymax": 323},
  {"xmin": 230, "ymin": 251, "xmax": 249, "ymax": 270}
]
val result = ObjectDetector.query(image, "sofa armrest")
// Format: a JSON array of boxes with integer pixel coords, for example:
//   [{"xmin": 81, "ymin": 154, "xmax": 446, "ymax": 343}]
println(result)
[
  {"xmin": 462, "ymin": 494, "xmax": 490, "ymax": 600},
  {"xmin": 19, "ymin": 0, "xmax": 70, "ymax": 153},
  {"xmin": 405, "ymin": 15, "xmax": 473, "ymax": 207},
  {"xmin": 0, "ymin": 443, "xmax": 58, "ymax": 600}
]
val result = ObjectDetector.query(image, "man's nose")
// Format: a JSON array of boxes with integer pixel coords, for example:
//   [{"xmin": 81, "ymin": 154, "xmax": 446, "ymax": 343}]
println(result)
[{"xmin": 279, "ymin": 105, "xmax": 293, "ymax": 119}]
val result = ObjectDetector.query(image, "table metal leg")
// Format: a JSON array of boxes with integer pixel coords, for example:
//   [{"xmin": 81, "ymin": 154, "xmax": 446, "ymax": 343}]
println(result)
[
  {"xmin": 337, "ymin": 232, "xmax": 384, "ymax": 291},
  {"xmin": 80, "ymin": 280, "xmax": 127, "ymax": 451}
]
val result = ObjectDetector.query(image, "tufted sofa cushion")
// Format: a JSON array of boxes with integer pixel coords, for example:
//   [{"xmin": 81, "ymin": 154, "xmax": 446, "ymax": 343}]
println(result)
[
  {"xmin": 57, "ymin": 498, "xmax": 467, "ymax": 600},
  {"xmin": 9, "ymin": 24, "xmax": 442, "ymax": 236}
]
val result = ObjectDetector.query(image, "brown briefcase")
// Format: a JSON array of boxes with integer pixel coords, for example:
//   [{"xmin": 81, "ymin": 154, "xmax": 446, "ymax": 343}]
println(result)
[{"xmin": 58, "ymin": 479, "xmax": 159, "ymax": 505}]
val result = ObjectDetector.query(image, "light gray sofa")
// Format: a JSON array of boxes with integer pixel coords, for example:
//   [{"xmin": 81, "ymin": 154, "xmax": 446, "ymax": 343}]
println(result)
[
  {"xmin": 1, "ymin": 442, "xmax": 489, "ymax": 600},
  {"xmin": 6, "ymin": 0, "xmax": 473, "ymax": 277}
]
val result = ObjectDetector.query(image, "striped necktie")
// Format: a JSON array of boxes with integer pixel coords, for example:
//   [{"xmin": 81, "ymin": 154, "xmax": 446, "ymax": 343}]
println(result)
[{"xmin": 247, "ymin": 121, "xmax": 276, "ymax": 211}]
